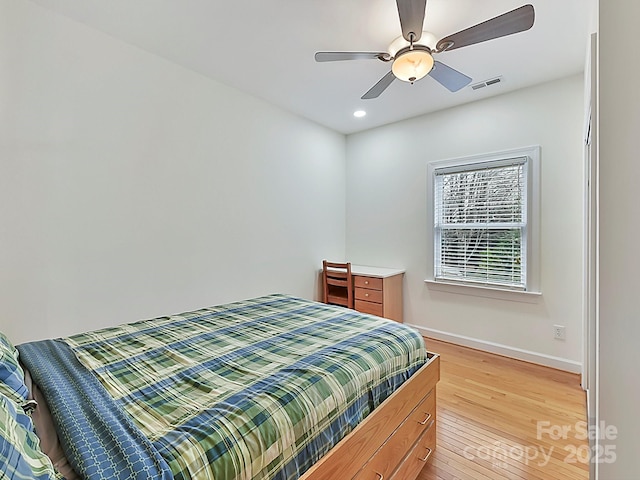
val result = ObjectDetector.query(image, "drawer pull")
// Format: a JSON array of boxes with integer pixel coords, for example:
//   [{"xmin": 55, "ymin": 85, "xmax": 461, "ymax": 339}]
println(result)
[
  {"xmin": 365, "ymin": 293, "xmax": 369, "ymax": 297},
  {"xmin": 364, "ymin": 280, "xmax": 370, "ymax": 285},
  {"xmin": 374, "ymin": 473, "xmax": 383, "ymax": 480},
  {"xmin": 417, "ymin": 412, "xmax": 432, "ymax": 425},
  {"xmin": 419, "ymin": 447, "xmax": 433, "ymax": 463}
]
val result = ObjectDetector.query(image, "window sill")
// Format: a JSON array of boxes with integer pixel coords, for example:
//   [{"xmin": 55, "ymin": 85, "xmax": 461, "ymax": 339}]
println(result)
[{"xmin": 424, "ymin": 279, "xmax": 542, "ymax": 303}]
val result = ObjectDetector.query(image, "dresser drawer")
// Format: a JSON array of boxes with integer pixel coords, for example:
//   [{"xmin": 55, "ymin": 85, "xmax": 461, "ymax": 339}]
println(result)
[
  {"xmin": 389, "ymin": 422, "xmax": 436, "ymax": 480},
  {"xmin": 355, "ymin": 299, "xmax": 383, "ymax": 317},
  {"xmin": 353, "ymin": 391, "xmax": 435, "ymax": 480},
  {"xmin": 355, "ymin": 288, "xmax": 383, "ymax": 304},
  {"xmin": 354, "ymin": 276, "xmax": 383, "ymax": 291}
]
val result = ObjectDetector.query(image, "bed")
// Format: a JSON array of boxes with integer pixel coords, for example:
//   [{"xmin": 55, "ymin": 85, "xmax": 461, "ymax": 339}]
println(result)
[{"xmin": 1, "ymin": 294, "xmax": 439, "ymax": 480}]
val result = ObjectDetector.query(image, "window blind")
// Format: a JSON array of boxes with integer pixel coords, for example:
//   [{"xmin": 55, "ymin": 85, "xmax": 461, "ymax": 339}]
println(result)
[{"xmin": 434, "ymin": 157, "xmax": 527, "ymax": 290}]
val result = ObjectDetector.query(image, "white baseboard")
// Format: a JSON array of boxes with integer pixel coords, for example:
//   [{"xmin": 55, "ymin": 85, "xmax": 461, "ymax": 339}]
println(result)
[{"xmin": 410, "ymin": 324, "xmax": 582, "ymax": 374}]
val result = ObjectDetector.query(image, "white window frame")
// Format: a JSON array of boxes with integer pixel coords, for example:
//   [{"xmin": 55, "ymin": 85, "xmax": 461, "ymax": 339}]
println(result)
[{"xmin": 425, "ymin": 146, "xmax": 541, "ymax": 302}]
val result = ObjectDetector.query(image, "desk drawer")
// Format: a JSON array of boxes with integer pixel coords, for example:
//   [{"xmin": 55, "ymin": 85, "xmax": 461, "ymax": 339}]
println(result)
[
  {"xmin": 354, "ymin": 276, "xmax": 383, "ymax": 291},
  {"xmin": 355, "ymin": 288, "xmax": 383, "ymax": 304},
  {"xmin": 355, "ymin": 299, "xmax": 383, "ymax": 317}
]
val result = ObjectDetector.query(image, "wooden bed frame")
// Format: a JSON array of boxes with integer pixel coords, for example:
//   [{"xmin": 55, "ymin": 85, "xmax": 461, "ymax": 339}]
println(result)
[{"xmin": 301, "ymin": 351, "xmax": 440, "ymax": 480}]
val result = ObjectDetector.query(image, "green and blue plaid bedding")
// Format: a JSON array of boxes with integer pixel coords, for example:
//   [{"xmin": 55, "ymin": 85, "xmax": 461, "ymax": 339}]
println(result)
[
  {"xmin": 0, "ymin": 394, "xmax": 58, "ymax": 480},
  {"xmin": 19, "ymin": 339, "xmax": 173, "ymax": 479},
  {"xmin": 28, "ymin": 294, "xmax": 428, "ymax": 479}
]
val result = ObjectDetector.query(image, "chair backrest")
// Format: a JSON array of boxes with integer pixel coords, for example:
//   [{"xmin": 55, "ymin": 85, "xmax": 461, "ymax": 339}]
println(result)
[{"xmin": 322, "ymin": 260, "xmax": 354, "ymax": 309}]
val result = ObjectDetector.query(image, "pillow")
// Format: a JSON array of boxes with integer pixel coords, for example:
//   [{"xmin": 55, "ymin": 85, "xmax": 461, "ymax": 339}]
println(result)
[
  {"xmin": 0, "ymin": 332, "xmax": 29, "ymax": 405},
  {"xmin": 0, "ymin": 393, "xmax": 57, "ymax": 479}
]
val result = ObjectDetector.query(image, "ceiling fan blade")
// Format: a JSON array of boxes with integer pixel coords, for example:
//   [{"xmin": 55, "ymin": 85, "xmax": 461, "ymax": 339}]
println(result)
[
  {"xmin": 436, "ymin": 4, "xmax": 534, "ymax": 52},
  {"xmin": 315, "ymin": 52, "xmax": 388, "ymax": 62},
  {"xmin": 362, "ymin": 71, "xmax": 396, "ymax": 99},
  {"xmin": 396, "ymin": 0, "xmax": 427, "ymax": 43},
  {"xmin": 428, "ymin": 61, "xmax": 472, "ymax": 92}
]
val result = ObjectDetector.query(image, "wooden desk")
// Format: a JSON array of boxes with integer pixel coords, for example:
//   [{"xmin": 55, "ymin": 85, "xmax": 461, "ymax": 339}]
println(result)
[{"xmin": 351, "ymin": 265, "xmax": 405, "ymax": 323}]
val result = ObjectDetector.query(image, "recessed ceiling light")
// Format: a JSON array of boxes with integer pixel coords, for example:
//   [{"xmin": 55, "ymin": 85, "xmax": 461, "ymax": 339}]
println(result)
[{"xmin": 353, "ymin": 110, "xmax": 366, "ymax": 118}]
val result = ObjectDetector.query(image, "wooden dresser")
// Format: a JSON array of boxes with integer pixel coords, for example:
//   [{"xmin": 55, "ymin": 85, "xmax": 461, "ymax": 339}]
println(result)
[{"xmin": 351, "ymin": 265, "xmax": 405, "ymax": 323}]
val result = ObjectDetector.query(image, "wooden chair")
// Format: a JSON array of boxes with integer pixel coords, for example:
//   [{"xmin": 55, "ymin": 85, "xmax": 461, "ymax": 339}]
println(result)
[{"xmin": 322, "ymin": 260, "xmax": 354, "ymax": 309}]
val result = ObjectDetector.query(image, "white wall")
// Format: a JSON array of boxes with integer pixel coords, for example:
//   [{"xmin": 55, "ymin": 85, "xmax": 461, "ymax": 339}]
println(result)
[
  {"xmin": 0, "ymin": 0, "xmax": 346, "ymax": 344},
  {"xmin": 346, "ymin": 75, "xmax": 585, "ymax": 370},
  {"xmin": 597, "ymin": 0, "xmax": 640, "ymax": 476}
]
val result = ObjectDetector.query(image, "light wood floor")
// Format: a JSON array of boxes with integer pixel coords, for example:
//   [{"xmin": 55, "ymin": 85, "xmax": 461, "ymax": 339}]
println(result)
[{"xmin": 418, "ymin": 338, "xmax": 589, "ymax": 480}]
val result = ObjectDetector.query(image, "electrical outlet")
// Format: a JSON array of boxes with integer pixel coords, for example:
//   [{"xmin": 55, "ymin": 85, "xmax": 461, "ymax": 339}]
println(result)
[{"xmin": 553, "ymin": 325, "xmax": 566, "ymax": 340}]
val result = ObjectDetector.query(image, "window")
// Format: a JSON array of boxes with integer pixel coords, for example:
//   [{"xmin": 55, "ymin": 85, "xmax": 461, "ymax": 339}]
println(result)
[{"xmin": 427, "ymin": 146, "xmax": 540, "ymax": 296}]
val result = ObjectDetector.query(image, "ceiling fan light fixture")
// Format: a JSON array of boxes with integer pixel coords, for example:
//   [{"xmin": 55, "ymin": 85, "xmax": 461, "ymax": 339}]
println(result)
[{"xmin": 391, "ymin": 46, "xmax": 434, "ymax": 83}]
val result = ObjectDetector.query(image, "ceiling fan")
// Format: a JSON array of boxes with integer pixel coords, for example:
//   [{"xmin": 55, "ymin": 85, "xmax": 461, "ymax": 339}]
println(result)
[{"xmin": 315, "ymin": 1, "xmax": 535, "ymax": 99}]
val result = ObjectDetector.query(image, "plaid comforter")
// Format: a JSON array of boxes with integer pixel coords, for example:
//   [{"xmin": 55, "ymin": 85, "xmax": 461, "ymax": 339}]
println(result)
[{"xmin": 26, "ymin": 294, "xmax": 428, "ymax": 480}]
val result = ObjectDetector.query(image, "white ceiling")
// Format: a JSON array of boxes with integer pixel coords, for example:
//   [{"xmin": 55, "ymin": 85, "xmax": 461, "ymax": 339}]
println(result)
[{"xmin": 30, "ymin": 0, "xmax": 591, "ymax": 134}]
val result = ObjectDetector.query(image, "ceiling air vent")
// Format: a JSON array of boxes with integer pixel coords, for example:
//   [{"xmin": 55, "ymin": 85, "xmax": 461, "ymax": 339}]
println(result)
[{"xmin": 471, "ymin": 76, "xmax": 503, "ymax": 90}]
